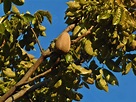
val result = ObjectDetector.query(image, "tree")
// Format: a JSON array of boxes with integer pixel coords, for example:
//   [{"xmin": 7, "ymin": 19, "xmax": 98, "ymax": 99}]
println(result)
[{"xmin": 0, "ymin": 0, "xmax": 136, "ymax": 101}]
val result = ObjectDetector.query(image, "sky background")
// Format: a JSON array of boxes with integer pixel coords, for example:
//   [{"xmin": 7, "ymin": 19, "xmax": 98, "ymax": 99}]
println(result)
[{"xmin": 0, "ymin": 0, "xmax": 136, "ymax": 102}]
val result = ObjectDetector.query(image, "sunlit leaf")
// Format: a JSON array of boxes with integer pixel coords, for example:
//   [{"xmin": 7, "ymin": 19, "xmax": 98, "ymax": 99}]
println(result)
[
  {"xmin": 54, "ymin": 79, "xmax": 62, "ymax": 88},
  {"xmin": 39, "ymin": 25, "xmax": 46, "ymax": 31},
  {"xmin": 95, "ymin": 68, "xmax": 103, "ymax": 80},
  {"xmin": 97, "ymin": 12, "xmax": 111, "ymax": 22},
  {"xmin": 20, "ymin": 61, "xmax": 33, "ymax": 68},
  {"xmin": 66, "ymin": 11, "xmax": 75, "ymax": 17},
  {"xmin": 103, "ymin": 69, "xmax": 119, "ymax": 85},
  {"xmin": 75, "ymin": 93, "xmax": 83, "ymax": 101},
  {"xmin": 0, "ymin": 23, "xmax": 5, "ymax": 34},
  {"xmin": 12, "ymin": 4, "xmax": 20, "ymax": 13},
  {"xmin": 112, "ymin": 7, "xmax": 122, "ymax": 25},
  {"xmin": 123, "ymin": 62, "xmax": 132, "ymax": 75},
  {"xmin": 84, "ymin": 39, "xmax": 94, "ymax": 56},
  {"xmin": 82, "ymin": 77, "xmax": 94, "ymax": 84},
  {"xmin": 3, "ymin": 68, "xmax": 16, "ymax": 78},
  {"xmin": 67, "ymin": 1, "xmax": 81, "ymax": 9},
  {"xmin": 73, "ymin": 25, "xmax": 81, "ymax": 36},
  {"xmin": 71, "ymin": 63, "xmax": 92, "ymax": 75},
  {"xmin": 40, "ymin": 31, "xmax": 46, "ymax": 36},
  {"xmin": 65, "ymin": 53, "xmax": 73, "ymax": 63},
  {"xmin": 97, "ymin": 78, "xmax": 109, "ymax": 92}
]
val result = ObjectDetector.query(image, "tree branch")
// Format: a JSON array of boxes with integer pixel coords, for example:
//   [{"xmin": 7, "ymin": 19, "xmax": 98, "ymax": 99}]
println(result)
[
  {"xmin": 71, "ymin": 26, "xmax": 94, "ymax": 44},
  {"xmin": 0, "ymin": 24, "xmax": 75, "ymax": 102},
  {"xmin": 5, "ymin": 87, "xmax": 30, "ymax": 102},
  {"xmin": 0, "ymin": 49, "xmax": 52, "ymax": 102},
  {"xmin": 63, "ymin": 24, "xmax": 75, "ymax": 32},
  {"xmin": 24, "ymin": 68, "xmax": 52, "ymax": 85},
  {"xmin": 5, "ymin": 80, "xmax": 49, "ymax": 102}
]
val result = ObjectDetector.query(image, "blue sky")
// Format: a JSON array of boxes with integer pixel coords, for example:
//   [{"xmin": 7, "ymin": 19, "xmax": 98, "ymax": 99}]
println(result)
[{"xmin": 0, "ymin": 0, "xmax": 136, "ymax": 102}]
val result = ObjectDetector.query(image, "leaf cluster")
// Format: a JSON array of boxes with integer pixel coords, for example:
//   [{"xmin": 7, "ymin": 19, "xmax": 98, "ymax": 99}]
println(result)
[
  {"xmin": 65, "ymin": 0, "xmax": 136, "ymax": 92},
  {"xmin": 0, "ymin": 0, "xmax": 136, "ymax": 102},
  {"xmin": 0, "ymin": 3, "xmax": 52, "ymax": 98}
]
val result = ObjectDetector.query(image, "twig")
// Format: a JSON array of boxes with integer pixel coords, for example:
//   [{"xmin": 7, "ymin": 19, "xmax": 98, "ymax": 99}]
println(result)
[
  {"xmin": 24, "ymin": 68, "xmax": 52, "ymax": 85},
  {"xmin": 31, "ymin": 28, "xmax": 43, "ymax": 53},
  {"xmin": 71, "ymin": 26, "xmax": 94, "ymax": 44},
  {"xmin": 63, "ymin": 24, "xmax": 75, "ymax": 32}
]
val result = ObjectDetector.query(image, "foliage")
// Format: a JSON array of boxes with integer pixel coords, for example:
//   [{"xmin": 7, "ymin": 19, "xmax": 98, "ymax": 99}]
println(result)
[{"xmin": 0, "ymin": 0, "xmax": 136, "ymax": 101}]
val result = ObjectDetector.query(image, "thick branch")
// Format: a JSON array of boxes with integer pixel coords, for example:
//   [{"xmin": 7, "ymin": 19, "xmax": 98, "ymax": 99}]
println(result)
[
  {"xmin": 5, "ymin": 80, "xmax": 49, "ymax": 102},
  {"xmin": 5, "ymin": 87, "xmax": 30, "ymax": 102},
  {"xmin": 0, "ymin": 24, "xmax": 75, "ymax": 102},
  {"xmin": 0, "ymin": 49, "xmax": 52, "ymax": 102}
]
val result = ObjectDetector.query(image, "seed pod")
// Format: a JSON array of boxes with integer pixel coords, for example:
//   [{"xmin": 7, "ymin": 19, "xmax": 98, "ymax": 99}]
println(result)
[{"xmin": 55, "ymin": 31, "xmax": 71, "ymax": 53}]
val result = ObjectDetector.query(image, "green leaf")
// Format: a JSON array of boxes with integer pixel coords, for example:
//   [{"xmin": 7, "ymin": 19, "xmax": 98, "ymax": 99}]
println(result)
[
  {"xmin": 67, "ymin": 1, "xmax": 81, "ymax": 9},
  {"xmin": 3, "ymin": 68, "xmax": 16, "ymax": 78},
  {"xmin": 84, "ymin": 39, "xmax": 94, "ymax": 56},
  {"xmin": 123, "ymin": 62, "xmax": 132, "ymax": 75},
  {"xmin": 106, "ymin": 59, "xmax": 121, "ymax": 72},
  {"xmin": 71, "ymin": 63, "xmax": 92, "ymax": 75},
  {"xmin": 40, "ymin": 31, "xmax": 46, "ymax": 36},
  {"xmin": 82, "ymin": 77, "xmax": 94, "ymax": 84},
  {"xmin": 103, "ymin": 69, "xmax": 119, "ymax": 85},
  {"xmin": 34, "ymin": 12, "xmax": 43, "ymax": 23},
  {"xmin": 3, "ymin": 19, "xmax": 12, "ymax": 32},
  {"xmin": 97, "ymin": 78, "xmax": 109, "ymax": 92},
  {"xmin": 0, "ymin": 23, "xmax": 5, "ymax": 34},
  {"xmin": 97, "ymin": 12, "xmax": 111, "ymax": 22},
  {"xmin": 23, "ymin": 13, "xmax": 34, "ymax": 22},
  {"xmin": 20, "ymin": 61, "xmax": 33, "ymax": 68},
  {"xmin": 75, "ymin": 93, "xmax": 83, "ymax": 101},
  {"xmin": 95, "ymin": 80, "xmax": 103, "ymax": 90},
  {"xmin": 39, "ymin": 25, "xmax": 46, "ymax": 31},
  {"xmin": 32, "ymin": 17, "xmax": 37, "ymax": 25},
  {"xmin": 37, "ymin": 10, "xmax": 52, "ymax": 24},
  {"xmin": 3, "ymin": 0, "xmax": 11, "ymax": 14},
  {"xmin": 112, "ymin": 7, "xmax": 122, "ymax": 25},
  {"xmin": 73, "ymin": 25, "xmax": 81, "ymax": 36},
  {"xmin": 54, "ymin": 79, "xmax": 62, "ymax": 88},
  {"xmin": 66, "ymin": 11, "xmax": 75, "ymax": 17},
  {"xmin": 95, "ymin": 68, "xmax": 103, "ymax": 80},
  {"xmin": 65, "ymin": 53, "xmax": 73, "ymax": 63},
  {"xmin": 12, "ymin": 4, "xmax": 20, "ymax": 13}
]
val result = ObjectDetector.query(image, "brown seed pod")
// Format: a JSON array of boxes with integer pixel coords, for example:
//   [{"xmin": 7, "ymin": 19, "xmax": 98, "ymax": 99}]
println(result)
[{"xmin": 55, "ymin": 31, "xmax": 71, "ymax": 53}]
